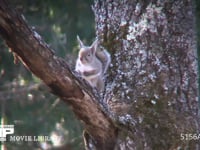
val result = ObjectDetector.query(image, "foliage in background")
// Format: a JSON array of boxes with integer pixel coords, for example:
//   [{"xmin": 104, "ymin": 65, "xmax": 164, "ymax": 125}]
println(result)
[{"xmin": 0, "ymin": 0, "xmax": 94, "ymax": 149}]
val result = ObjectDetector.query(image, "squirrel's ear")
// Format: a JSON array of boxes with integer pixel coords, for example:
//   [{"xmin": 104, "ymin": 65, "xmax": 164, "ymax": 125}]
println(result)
[
  {"xmin": 77, "ymin": 35, "xmax": 84, "ymax": 48},
  {"xmin": 90, "ymin": 38, "xmax": 98, "ymax": 54}
]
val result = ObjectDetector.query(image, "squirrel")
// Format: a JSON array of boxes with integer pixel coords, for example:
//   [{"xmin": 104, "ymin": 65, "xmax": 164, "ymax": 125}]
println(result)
[{"xmin": 75, "ymin": 36, "xmax": 111, "ymax": 92}]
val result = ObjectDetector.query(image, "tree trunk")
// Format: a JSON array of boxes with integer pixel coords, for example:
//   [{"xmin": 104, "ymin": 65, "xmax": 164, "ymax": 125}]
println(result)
[
  {"xmin": 93, "ymin": 0, "xmax": 199, "ymax": 149},
  {"xmin": 0, "ymin": 0, "xmax": 199, "ymax": 149}
]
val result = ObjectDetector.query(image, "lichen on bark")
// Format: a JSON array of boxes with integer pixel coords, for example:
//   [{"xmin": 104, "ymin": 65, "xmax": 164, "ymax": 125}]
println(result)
[{"xmin": 94, "ymin": 0, "xmax": 199, "ymax": 149}]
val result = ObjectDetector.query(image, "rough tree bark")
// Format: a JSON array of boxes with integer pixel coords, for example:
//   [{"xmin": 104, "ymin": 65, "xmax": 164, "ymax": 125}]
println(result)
[
  {"xmin": 93, "ymin": 0, "xmax": 200, "ymax": 149},
  {"xmin": 0, "ymin": 0, "xmax": 199, "ymax": 150}
]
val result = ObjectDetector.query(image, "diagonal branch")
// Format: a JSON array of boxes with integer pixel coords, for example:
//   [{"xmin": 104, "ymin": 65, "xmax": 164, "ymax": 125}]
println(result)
[{"xmin": 0, "ymin": 0, "xmax": 117, "ymax": 149}]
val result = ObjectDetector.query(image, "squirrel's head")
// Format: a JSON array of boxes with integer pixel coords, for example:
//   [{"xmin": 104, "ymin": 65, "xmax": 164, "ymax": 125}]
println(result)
[{"xmin": 77, "ymin": 35, "xmax": 98, "ymax": 64}]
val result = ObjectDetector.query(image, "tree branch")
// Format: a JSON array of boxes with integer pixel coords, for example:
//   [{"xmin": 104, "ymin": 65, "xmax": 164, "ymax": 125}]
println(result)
[{"xmin": 0, "ymin": 0, "xmax": 117, "ymax": 149}]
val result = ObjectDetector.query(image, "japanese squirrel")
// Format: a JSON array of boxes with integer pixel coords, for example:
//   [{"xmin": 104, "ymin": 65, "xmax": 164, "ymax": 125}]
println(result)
[{"xmin": 75, "ymin": 36, "xmax": 111, "ymax": 92}]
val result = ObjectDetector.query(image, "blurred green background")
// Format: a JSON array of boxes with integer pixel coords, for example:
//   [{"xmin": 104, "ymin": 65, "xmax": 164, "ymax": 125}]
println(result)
[
  {"xmin": 0, "ymin": 0, "xmax": 200, "ymax": 150},
  {"xmin": 0, "ymin": 0, "xmax": 94, "ymax": 149}
]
